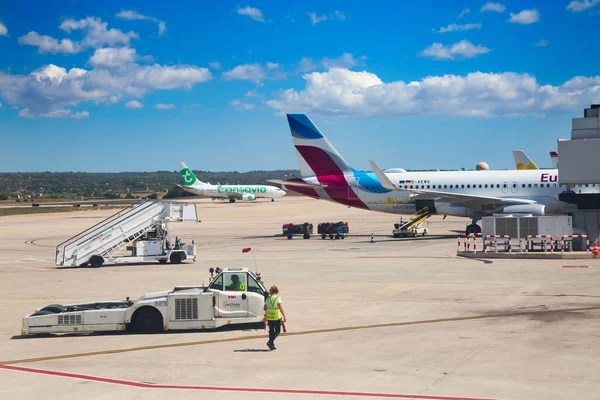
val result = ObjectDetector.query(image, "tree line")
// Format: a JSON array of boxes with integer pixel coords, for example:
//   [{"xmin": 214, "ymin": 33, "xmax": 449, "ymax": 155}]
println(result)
[{"xmin": 0, "ymin": 169, "xmax": 300, "ymax": 200}]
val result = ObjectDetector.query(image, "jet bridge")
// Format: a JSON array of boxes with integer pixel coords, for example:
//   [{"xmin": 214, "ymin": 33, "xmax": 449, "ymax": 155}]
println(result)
[{"xmin": 56, "ymin": 200, "xmax": 198, "ymax": 267}]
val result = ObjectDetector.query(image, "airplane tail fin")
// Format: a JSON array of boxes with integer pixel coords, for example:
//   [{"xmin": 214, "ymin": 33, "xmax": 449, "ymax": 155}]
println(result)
[
  {"xmin": 286, "ymin": 114, "xmax": 351, "ymax": 177},
  {"xmin": 512, "ymin": 150, "xmax": 538, "ymax": 170},
  {"xmin": 179, "ymin": 162, "xmax": 206, "ymax": 187}
]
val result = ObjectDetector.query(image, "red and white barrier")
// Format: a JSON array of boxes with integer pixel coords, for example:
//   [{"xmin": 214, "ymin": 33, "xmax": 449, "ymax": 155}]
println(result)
[
  {"xmin": 560, "ymin": 234, "xmax": 589, "ymax": 254},
  {"xmin": 484, "ymin": 234, "xmax": 512, "ymax": 253},
  {"xmin": 525, "ymin": 235, "xmax": 554, "ymax": 254},
  {"xmin": 457, "ymin": 233, "xmax": 482, "ymax": 253},
  {"xmin": 468, "ymin": 233, "xmax": 482, "ymax": 253}
]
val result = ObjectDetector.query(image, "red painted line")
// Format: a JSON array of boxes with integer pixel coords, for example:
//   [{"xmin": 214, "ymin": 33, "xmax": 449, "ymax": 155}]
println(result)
[
  {"xmin": 0, "ymin": 364, "xmax": 495, "ymax": 400},
  {"xmin": 561, "ymin": 265, "xmax": 590, "ymax": 268}
]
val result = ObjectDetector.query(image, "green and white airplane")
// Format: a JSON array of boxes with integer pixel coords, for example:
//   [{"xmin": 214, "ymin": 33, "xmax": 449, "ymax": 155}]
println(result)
[{"xmin": 178, "ymin": 162, "xmax": 286, "ymax": 202}]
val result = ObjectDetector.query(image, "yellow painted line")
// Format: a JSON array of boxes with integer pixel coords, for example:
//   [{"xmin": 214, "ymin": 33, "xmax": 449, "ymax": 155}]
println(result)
[{"xmin": 3, "ymin": 305, "xmax": 599, "ymax": 365}]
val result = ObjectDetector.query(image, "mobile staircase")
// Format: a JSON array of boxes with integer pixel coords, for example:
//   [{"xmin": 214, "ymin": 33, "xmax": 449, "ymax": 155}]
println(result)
[
  {"xmin": 56, "ymin": 200, "xmax": 198, "ymax": 267},
  {"xmin": 393, "ymin": 207, "xmax": 430, "ymax": 238}
]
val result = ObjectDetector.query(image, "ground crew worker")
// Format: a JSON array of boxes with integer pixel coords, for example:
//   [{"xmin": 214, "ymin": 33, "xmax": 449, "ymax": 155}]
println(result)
[
  {"xmin": 225, "ymin": 274, "xmax": 245, "ymax": 291},
  {"xmin": 264, "ymin": 285, "xmax": 286, "ymax": 350}
]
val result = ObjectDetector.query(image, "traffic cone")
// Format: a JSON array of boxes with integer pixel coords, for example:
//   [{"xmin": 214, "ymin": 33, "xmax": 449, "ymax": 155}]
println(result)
[
  {"xmin": 370, "ymin": 233, "xmax": 375, "ymax": 243},
  {"xmin": 592, "ymin": 240, "xmax": 599, "ymax": 256}
]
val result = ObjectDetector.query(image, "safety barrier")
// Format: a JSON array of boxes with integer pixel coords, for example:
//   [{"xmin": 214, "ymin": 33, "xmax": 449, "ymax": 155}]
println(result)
[
  {"xmin": 525, "ymin": 235, "xmax": 554, "ymax": 254},
  {"xmin": 458, "ymin": 233, "xmax": 482, "ymax": 253},
  {"xmin": 560, "ymin": 234, "xmax": 589, "ymax": 254},
  {"xmin": 484, "ymin": 235, "xmax": 512, "ymax": 253}
]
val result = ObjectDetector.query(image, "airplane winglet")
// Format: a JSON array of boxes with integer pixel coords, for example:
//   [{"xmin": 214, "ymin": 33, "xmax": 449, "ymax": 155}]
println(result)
[{"xmin": 368, "ymin": 160, "xmax": 399, "ymax": 191}]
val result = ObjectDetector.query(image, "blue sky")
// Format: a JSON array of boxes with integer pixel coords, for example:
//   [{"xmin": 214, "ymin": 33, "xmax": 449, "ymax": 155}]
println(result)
[{"xmin": 1, "ymin": 0, "xmax": 599, "ymax": 172}]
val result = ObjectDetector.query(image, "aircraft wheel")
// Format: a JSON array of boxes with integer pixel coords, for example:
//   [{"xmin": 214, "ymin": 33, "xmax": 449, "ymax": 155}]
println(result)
[
  {"xmin": 465, "ymin": 224, "xmax": 482, "ymax": 235},
  {"xmin": 229, "ymin": 198, "xmax": 236, "ymax": 203}
]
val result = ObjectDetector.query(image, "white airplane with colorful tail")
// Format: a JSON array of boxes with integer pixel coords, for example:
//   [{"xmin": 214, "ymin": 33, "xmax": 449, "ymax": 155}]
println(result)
[
  {"xmin": 179, "ymin": 162, "xmax": 286, "ymax": 202},
  {"xmin": 271, "ymin": 114, "xmax": 599, "ymax": 234}
]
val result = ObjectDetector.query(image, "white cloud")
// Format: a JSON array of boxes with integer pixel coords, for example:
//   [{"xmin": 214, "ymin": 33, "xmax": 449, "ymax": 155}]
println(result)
[
  {"xmin": 18, "ymin": 32, "xmax": 80, "ymax": 54},
  {"xmin": 0, "ymin": 21, "xmax": 7, "ymax": 36},
  {"xmin": 125, "ymin": 100, "xmax": 143, "ymax": 108},
  {"xmin": 308, "ymin": 11, "xmax": 346, "ymax": 25},
  {"xmin": 331, "ymin": 11, "xmax": 346, "ymax": 20},
  {"xmin": 436, "ymin": 23, "xmax": 482, "ymax": 33},
  {"xmin": 508, "ymin": 9, "xmax": 540, "ymax": 24},
  {"xmin": 567, "ymin": 0, "xmax": 600, "ymax": 12},
  {"xmin": 458, "ymin": 8, "xmax": 471, "ymax": 18},
  {"xmin": 19, "ymin": 17, "xmax": 137, "ymax": 54},
  {"xmin": 237, "ymin": 6, "xmax": 265, "ymax": 22},
  {"xmin": 72, "ymin": 111, "xmax": 90, "ymax": 119},
  {"xmin": 420, "ymin": 40, "xmax": 491, "ymax": 60},
  {"xmin": 267, "ymin": 68, "xmax": 600, "ymax": 118},
  {"xmin": 19, "ymin": 107, "xmax": 89, "ymax": 119},
  {"xmin": 308, "ymin": 12, "xmax": 328, "ymax": 25},
  {"xmin": 155, "ymin": 103, "xmax": 174, "ymax": 109},
  {"xmin": 481, "ymin": 2, "xmax": 506, "ymax": 12},
  {"xmin": 116, "ymin": 10, "xmax": 167, "ymax": 35},
  {"xmin": 322, "ymin": 53, "xmax": 363, "ymax": 69},
  {"xmin": 231, "ymin": 99, "xmax": 255, "ymax": 111},
  {"xmin": 535, "ymin": 39, "xmax": 549, "ymax": 47},
  {"xmin": 222, "ymin": 63, "xmax": 266, "ymax": 84},
  {"xmin": 89, "ymin": 47, "xmax": 138, "ymax": 68},
  {"xmin": 0, "ymin": 63, "xmax": 212, "ymax": 116},
  {"xmin": 300, "ymin": 57, "xmax": 316, "ymax": 72},
  {"xmin": 60, "ymin": 17, "xmax": 138, "ymax": 47},
  {"xmin": 209, "ymin": 61, "xmax": 222, "ymax": 69},
  {"xmin": 266, "ymin": 62, "xmax": 279, "ymax": 69}
]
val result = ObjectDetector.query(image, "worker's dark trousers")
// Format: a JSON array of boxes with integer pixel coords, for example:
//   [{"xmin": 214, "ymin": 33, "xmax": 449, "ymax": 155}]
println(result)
[{"xmin": 268, "ymin": 320, "xmax": 281, "ymax": 344}]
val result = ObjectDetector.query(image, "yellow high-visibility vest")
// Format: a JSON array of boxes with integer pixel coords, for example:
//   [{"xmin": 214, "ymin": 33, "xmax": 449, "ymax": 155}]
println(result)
[{"xmin": 266, "ymin": 295, "xmax": 281, "ymax": 321}]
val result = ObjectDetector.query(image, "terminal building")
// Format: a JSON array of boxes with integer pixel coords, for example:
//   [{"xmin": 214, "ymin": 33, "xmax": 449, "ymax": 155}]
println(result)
[{"xmin": 558, "ymin": 105, "xmax": 600, "ymax": 243}]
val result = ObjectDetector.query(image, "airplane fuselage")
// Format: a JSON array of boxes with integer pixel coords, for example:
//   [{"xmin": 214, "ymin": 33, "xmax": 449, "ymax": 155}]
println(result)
[
  {"xmin": 286, "ymin": 169, "xmax": 597, "ymax": 217},
  {"xmin": 185, "ymin": 184, "xmax": 286, "ymax": 200}
]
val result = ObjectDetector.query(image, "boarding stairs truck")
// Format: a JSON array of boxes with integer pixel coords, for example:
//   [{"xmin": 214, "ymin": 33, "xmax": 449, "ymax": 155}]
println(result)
[
  {"xmin": 55, "ymin": 200, "xmax": 198, "ymax": 268},
  {"xmin": 393, "ymin": 207, "xmax": 429, "ymax": 238},
  {"xmin": 21, "ymin": 267, "xmax": 267, "ymax": 335}
]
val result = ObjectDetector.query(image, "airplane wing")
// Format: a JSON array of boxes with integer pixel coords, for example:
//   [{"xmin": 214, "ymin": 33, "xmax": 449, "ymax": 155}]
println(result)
[
  {"xmin": 368, "ymin": 160, "xmax": 536, "ymax": 209},
  {"xmin": 268, "ymin": 179, "xmax": 328, "ymax": 189}
]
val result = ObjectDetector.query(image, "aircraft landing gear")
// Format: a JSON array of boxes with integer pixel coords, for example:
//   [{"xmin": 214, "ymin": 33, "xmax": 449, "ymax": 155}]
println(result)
[
  {"xmin": 465, "ymin": 224, "xmax": 481, "ymax": 235},
  {"xmin": 229, "ymin": 198, "xmax": 236, "ymax": 203}
]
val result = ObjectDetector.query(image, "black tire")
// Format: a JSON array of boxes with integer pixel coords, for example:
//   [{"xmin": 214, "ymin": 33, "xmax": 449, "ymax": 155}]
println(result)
[
  {"xmin": 330, "ymin": 235, "xmax": 334, "ymax": 239},
  {"xmin": 393, "ymin": 233, "xmax": 400, "ymax": 238},
  {"xmin": 303, "ymin": 233, "xmax": 310, "ymax": 239},
  {"xmin": 158, "ymin": 259, "xmax": 168, "ymax": 264},
  {"xmin": 170, "ymin": 252, "xmax": 182, "ymax": 264},
  {"xmin": 287, "ymin": 235, "xmax": 293, "ymax": 240},
  {"xmin": 89, "ymin": 255, "xmax": 104, "ymax": 268},
  {"xmin": 340, "ymin": 236, "xmax": 345, "ymax": 239},
  {"xmin": 131, "ymin": 307, "xmax": 163, "ymax": 334},
  {"xmin": 40, "ymin": 304, "xmax": 65, "ymax": 313},
  {"xmin": 322, "ymin": 234, "xmax": 326, "ymax": 240},
  {"xmin": 271, "ymin": 198, "xmax": 275, "ymax": 202},
  {"xmin": 229, "ymin": 198, "xmax": 236, "ymax": 203},
  {"xmin": 465, "ymin": 224, "xmax": 482, "ymax": 235}
]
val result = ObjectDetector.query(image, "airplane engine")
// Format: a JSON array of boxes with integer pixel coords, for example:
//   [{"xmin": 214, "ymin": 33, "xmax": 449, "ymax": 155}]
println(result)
[
  {"xmin": 241, "ymin": 194, "xmax": 256, "ymax": 201},
  {"xmin": 502, "ymin": 204, "xmax": 545, "ymax": 216}
]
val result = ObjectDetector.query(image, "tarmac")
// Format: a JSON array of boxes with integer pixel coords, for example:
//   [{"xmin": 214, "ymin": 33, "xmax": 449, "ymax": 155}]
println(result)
[{"xmin": 0, "ymin": 196, "xmax": 599, "ymax": 400}]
